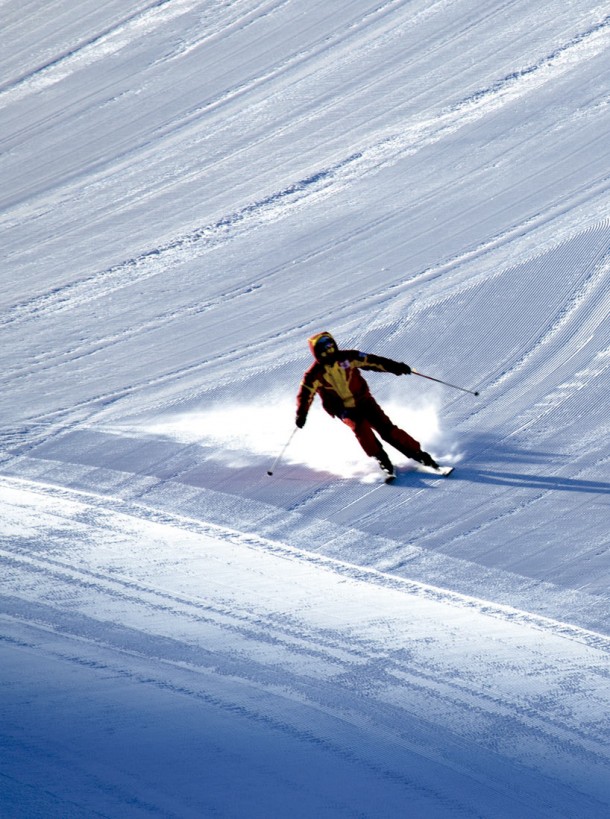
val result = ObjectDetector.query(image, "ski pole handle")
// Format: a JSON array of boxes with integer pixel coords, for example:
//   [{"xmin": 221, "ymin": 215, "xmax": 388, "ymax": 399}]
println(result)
[
  {"xmin": 411, "ymin": 369, "xmax": 480, "ymax": 396},
  {"xmin": 267, "ymin": 427, "xmax": 298, "ymax": 476}
]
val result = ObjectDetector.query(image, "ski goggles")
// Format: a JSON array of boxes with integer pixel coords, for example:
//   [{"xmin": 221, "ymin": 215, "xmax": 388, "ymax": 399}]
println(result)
[{"xmin": 316, "ymin": 335, "xmax": 336, "ymax": 355}]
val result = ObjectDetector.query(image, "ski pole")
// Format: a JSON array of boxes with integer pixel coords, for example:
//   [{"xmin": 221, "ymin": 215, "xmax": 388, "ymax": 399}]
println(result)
[
  {"xmin": 267, "ymin": 427, "xmax": 298, "ymax": 476},
  {"xmin": 411, "ymin": 369, "xmax": 480, "ymax": 396}
]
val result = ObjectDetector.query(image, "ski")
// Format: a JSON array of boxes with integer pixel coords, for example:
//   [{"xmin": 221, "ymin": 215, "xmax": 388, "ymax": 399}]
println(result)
[
  {"xmin": 382, "ymin": 464, "xmax": 454, "ymax": 483},
  {"xmin": 427, "ymin": 464, "xmax": 454, "ymax": 477}
]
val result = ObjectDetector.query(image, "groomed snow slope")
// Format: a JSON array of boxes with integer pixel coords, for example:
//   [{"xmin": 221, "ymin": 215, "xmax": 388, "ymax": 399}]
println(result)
[{"xmin": 1, "ymin": 1, "xmax": 609, "ymax": 816}]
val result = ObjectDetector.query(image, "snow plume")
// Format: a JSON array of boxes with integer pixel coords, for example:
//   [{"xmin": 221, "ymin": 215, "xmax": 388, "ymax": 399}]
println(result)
[{"xmin": 124, "ymin": 390, "xmax": 454, "ymax": 480}]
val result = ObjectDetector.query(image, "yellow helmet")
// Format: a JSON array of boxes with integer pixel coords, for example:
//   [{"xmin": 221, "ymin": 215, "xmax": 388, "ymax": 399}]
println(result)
[{"xmin": 308, "ymin": 331, "xmax": 337, "ymax": 361}]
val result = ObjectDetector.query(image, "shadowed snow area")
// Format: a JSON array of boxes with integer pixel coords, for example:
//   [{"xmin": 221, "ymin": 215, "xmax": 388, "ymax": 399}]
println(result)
[{"xmin": 1, "ymin": 0, "xmax": 609, "ymax": 816}]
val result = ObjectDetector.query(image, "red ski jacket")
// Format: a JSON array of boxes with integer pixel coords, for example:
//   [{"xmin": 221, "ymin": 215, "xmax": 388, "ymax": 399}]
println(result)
[{"xmin": 296, "ymin": 346, "xmax": 409, "ymax": 425}]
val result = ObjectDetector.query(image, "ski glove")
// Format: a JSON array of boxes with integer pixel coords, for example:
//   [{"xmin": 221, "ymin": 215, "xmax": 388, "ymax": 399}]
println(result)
[
  {"xmin": 295, "ymin": 413, "xmax": 307, "ymax": 429},
  {"xmin": 398, "ymin": 363, "xmax": 411, "ymax": 375}
]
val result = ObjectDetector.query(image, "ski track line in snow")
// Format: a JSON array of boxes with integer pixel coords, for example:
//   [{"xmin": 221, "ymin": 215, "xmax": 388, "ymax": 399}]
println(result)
[
  {"xmin": 10, "ymin": 3, "xmax": 608, "ymax": 255},
  {"xmin": 139, "ymin": 0, "xmax": 509, "ymax": 168},
  {"xmin": 0, "ymin": 152, "xmax": 359, "ymax": 330},
  {"xmin": 0, "ymin": 0, "xmax": 560, "ymax": 241},
  {"xmin": 2, "ymin": 474, "xmax": 610, "ymax": 656},
  {"xmin": 0, "ymin": 0, "xmax": 409, "ymax": 223},
  {"xmin": 347, "ymin": 178, "xmax": 610, "ymax": 334},
  {"xmin": 288, "ymin": 9, "xmax": 610, "ymax": 202},
  {"xmin": 0, "ymin": 554, "xmax": 356, "ymax": 673},
  {"xmin": 2, "ymin": 487, "xmax": 610, "ymax": 730},
  {"xmin": 6, "ymin": 215, "xmax": 607, "ymax": 450},
  {"xmin": 3, "ymin": 478, "xmax": 610, "ymax": 808},
  {"xmin": 0, "ymin": 3, "xmax": 289, "ymax": 216},
  {"xmin": 402, "ymin": 171, "xmax": 610, "ymax": 315},
  {"xmin": 0, "ymin": 328, "xmax": 301, "ymax": 455},
  {"xmin": 41, "ymin": 0, "xmax": 600, "ymax": 192},
  {"xmin": 0, "ymin": 0, "xmax": 404, "ymax": 217},
  {"xmin": 137, "ymin": 0, "xmax": 297, "ymax": 72},
  {"xmin": 146, "ymin": 0, "xmax": 409, "ymax": 128},
  {"xmin": 3, "ymin": 11, "xmax": 609, "ymax": 325},
  {"xmin": 3, "ymin": 586, "xmax": 608, "ymax": 776},
  {"xmin": 0, "ymin": 0, "xmax": 205, "ymax": 107},
  {"xmin": 482, "ymin": 248, "xmax": 610, "ymax": 393},
  {"xmin": 0, "ymin": 283, "xmax": 264, "ymax": 385},
  {"xmin": 1, "ymin": 179, "xmax": 605, "ymax": 366},
  {"xmin": 1, "ymin": 619, "xmax": 581, "ymax": 819},
  {"xmin": 392, "ymin": 219, "xmax": 610, "ymax": 402},
  {"xmin": 504, "ymin": 341, "xmax": 610, "ymax": 443}
]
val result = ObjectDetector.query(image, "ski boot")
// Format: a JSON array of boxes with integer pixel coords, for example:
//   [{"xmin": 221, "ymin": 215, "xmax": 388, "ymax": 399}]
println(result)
[
  {"xmin": 417, "ymin": 450, "xmax": 439, "ymax": 469},
  {"xmin": 375, "ymin": 449, "xmax": 396, "ymax": 483}
]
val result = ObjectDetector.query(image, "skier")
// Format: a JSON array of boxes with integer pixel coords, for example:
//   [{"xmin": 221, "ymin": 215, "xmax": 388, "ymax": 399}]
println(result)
[{"xmin": 295, "ymin": 331, "xmax": 440, "ymax": 479}]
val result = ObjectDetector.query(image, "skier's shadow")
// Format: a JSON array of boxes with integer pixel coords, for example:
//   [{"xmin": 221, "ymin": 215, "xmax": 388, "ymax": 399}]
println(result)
[
  {"xmin": 431, "ymin": 436, "xmax": 610, "ymax": 495},
  {"xmin": 452, "ymin": 466, "xmax": 610, "ymax": 494}
]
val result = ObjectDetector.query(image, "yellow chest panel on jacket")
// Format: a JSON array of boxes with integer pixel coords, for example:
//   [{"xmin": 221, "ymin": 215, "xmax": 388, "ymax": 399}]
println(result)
[{"xmin": 322, "ymin": 361, "xmax": 356, "ymax": 407}]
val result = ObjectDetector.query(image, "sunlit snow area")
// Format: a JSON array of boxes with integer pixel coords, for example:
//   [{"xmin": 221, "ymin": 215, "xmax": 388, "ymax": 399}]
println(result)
[{"xmin": 1, "ymin": 1, "xmax": 610, "ymax": 817}]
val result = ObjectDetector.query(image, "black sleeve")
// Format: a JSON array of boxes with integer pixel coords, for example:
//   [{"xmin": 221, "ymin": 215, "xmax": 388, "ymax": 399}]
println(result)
[{"xmin": 346, "ymin": 350, "xmax": 409, "ymax": 375}]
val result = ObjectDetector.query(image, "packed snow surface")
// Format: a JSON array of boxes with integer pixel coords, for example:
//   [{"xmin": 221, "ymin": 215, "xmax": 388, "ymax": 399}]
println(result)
[{"xmin": 1, "ymin": 1, "xmax": 609, "ymax": 816}]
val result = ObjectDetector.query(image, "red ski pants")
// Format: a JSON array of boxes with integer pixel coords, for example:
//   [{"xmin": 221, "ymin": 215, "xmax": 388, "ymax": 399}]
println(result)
[{"xmin": 340, "ymin": 397, "xmax": 422, "ymax": 459}]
